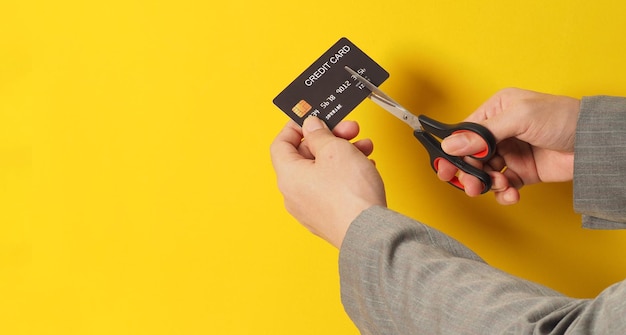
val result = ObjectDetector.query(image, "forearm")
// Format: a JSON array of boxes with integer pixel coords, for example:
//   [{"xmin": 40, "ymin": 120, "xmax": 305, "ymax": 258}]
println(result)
[
  {"xmin": 339, "ymin": 207, "xmax": 626, "ymax": 334},
  {"xmin": 574, "ymin": 96, "xmax": 626, "ymax": 228}
]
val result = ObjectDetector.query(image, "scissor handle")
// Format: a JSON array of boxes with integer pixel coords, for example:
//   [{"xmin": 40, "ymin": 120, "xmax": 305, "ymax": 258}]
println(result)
[
  {"xmin": 418, "ymin": 115, "xmax": 496, "ymax": 161},
  {"xmin": 414, "ymin": 131, "xmax": 492, "ymax": 194}
]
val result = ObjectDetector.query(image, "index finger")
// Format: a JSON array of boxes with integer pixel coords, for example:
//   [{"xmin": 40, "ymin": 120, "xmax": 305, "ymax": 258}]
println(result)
[{"xmin": 270, "ymin": 121, "xmax": 305, "ymax": 171}]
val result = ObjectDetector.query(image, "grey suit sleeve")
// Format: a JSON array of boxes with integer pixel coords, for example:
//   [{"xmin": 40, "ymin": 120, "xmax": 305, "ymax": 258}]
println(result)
[
  {"xmin": 339, "ymin": 206, "xmax": 626, "ymax": 334},
  {"xmin": 574, "ymin": 96, "xmax": 626, "ymax": 229}
]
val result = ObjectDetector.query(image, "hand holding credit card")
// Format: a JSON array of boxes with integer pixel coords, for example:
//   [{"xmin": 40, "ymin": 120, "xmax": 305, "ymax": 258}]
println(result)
[{"xmin": 273, "ymin": 37, "xmax": 496, "ymax": 193}]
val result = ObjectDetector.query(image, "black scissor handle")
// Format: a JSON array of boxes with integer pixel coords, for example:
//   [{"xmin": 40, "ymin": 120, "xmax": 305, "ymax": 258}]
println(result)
[
  {"xmin": 418, "ymin": 115, "xmax": 497, "ymax": 162},
  {"xmin": 414, "ymin": 131, "xmax": 492, "ymax": 194}
]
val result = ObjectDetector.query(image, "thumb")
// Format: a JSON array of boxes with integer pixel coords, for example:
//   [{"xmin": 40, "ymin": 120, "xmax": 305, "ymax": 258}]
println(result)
[
  {"xmin": 441, "ymin": 131, "xmax": 491, "ymax": 157},
  {"xmin": 302, "ymin": 115, "xmax": 328, "ymax": 134},
  {"xmin": 302, "ymin": 116, "xmax": 337, "ymax": 157},
  {"xmin": 442, "ymin": 112, "xmax": 525, "ymax": 156}
]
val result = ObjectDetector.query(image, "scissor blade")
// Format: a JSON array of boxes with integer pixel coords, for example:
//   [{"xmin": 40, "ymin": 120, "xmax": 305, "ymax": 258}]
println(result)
[
  {"xmin": 345, "ymin": 66, "xmax": 422, "ymax": 130},
  {"xmin": 369, "ymin": 94, "xmax": 423, "ymax": 130}
]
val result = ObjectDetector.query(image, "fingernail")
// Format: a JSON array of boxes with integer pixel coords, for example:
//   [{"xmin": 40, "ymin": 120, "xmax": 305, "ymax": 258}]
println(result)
[
  {"xmin": 503, "ymin": 191, "xmax": 516, "ymax": 204},
  {"xmin": 441, "ymin": 133, "xmax": 469, "ymax": 153},
  {"xmin": 303, "ymin": 116, "xmax": 325, "ymax": 132}
]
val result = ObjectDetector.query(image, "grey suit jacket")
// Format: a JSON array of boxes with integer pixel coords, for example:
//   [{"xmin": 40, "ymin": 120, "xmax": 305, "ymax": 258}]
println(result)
[{"xmin": 339, "ymin": 96, "xmax": 626, "ymax": 334}]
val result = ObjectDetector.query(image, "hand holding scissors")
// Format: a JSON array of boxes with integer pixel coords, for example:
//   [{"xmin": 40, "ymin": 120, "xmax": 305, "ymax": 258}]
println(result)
[{"xmin": 345, "ymin": 66, "xmax": 497, "ymax": 194}]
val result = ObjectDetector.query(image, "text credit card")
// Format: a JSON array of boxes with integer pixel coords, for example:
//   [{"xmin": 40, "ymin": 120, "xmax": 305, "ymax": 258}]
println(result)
[{"xmin": 273, "ymin": 37, "xmax": 389, "ymax": 129}]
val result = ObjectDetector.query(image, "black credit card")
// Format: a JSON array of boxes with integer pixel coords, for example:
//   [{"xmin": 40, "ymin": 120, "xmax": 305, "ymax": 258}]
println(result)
[{"xmin": 273, "ymin": 37, "xmax": 389, "ymax": 129}]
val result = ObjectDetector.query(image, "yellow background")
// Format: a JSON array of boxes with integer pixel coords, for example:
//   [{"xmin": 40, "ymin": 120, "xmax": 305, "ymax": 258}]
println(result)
[{"xmin": 2, "ymin": 0, "xmax": 626, "ymax": 334}]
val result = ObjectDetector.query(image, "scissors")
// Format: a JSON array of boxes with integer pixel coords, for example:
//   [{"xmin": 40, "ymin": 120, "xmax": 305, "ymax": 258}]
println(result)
[{"xmin": 345, "ymin": 66, "xmax": 497, "ymax": 194}]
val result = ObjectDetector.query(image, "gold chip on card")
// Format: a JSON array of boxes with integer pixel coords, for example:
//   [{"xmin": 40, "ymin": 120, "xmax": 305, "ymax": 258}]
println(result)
[{"xmin": 292, "ymin": 99, "xmax": 312, "ymax": 118}]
